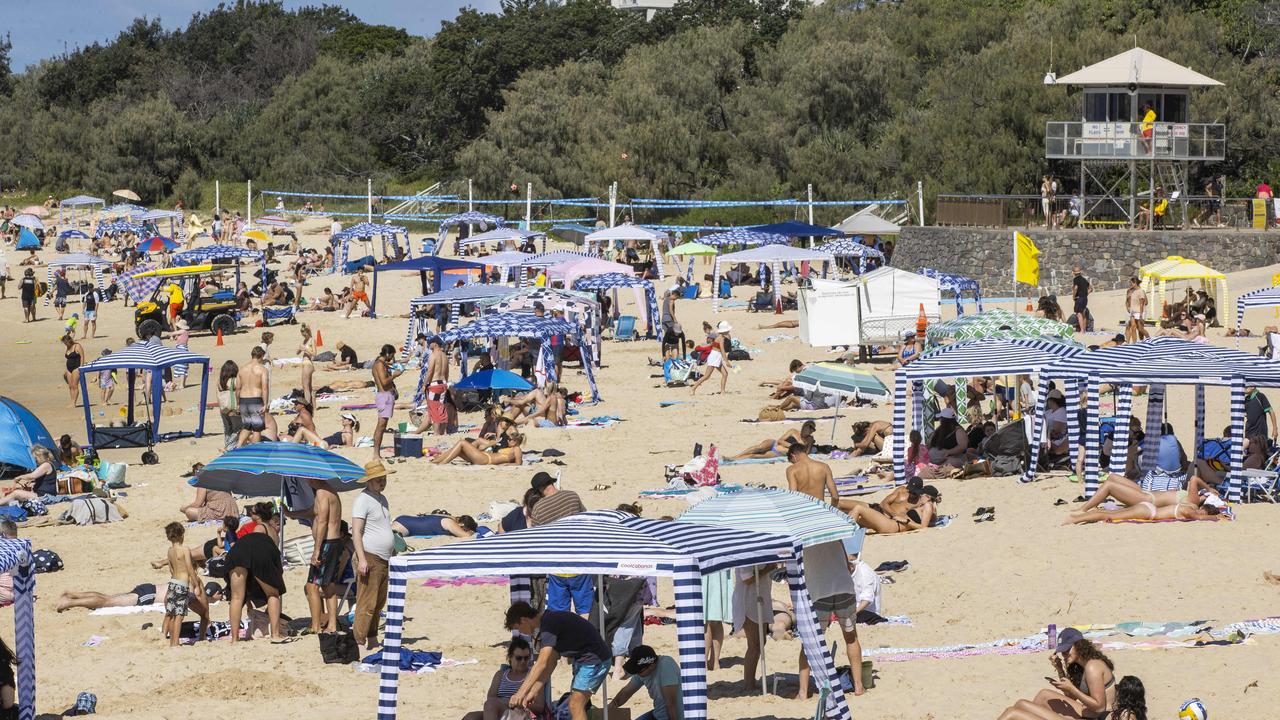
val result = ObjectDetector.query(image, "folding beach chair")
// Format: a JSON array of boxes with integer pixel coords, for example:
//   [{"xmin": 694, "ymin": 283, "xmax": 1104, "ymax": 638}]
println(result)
[
  {"xmin": 1239, "ymin": 448, "xmax": 1280, "ymax": 503},
  {"xmin": 613, "ymin": 315, "xmax": 638, "ymax": 341}
]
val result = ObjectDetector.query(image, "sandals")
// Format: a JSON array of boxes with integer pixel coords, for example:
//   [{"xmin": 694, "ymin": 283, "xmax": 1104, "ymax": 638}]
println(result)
[
  {"xmin": 974, "ymin": 512, "xmax": 995, "ymax": 523},
  {"xmin": 972, "ymin": 506, "xmax": 994, "ymax": 516},
  {"xmin": 1053, "ymin": 498, "xmax": 1068, "ymax": 506}
]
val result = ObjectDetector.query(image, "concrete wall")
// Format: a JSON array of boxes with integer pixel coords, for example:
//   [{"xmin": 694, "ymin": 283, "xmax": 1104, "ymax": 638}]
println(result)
[{"xmin": 892, "ymin": 227, "xmax": 1280, "ymax": 296}]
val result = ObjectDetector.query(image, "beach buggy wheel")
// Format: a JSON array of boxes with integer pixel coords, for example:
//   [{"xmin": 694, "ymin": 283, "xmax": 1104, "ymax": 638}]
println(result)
[
  {"xmin": 137, "ymin": 319, "xmax": 163, "ymax": 341},
  {"xmin": 210, "ymin": 314, "xmax": 236, "ymax": 337}
]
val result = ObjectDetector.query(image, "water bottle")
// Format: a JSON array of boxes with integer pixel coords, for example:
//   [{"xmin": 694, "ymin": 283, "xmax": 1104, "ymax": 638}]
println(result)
[{"xmin": 1047, "ymin": 623, "xmax": 1057, "ymax": 651}]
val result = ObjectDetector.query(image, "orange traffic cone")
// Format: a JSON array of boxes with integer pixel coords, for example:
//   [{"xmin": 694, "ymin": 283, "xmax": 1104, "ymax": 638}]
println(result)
[
  {"xmin": 775, "ymin": 295, "xmax": 783, "ymax": 314},
  {"xmin": 1026, "ymin": 299, "xmax": 1034, "ymax": 312},
  {"xmin": 1162, "ymin": 300, "xmax": 1170, "ymax": 320},
  {"xmin": 216, "ymin": 328, "xmax": 224, "ymax": 346},
  {"xmin": 916, "ymin": 303, "xmax": 928, "ymax": 337},
  {"xmin": 316, "ymin": 329, "xmax": 324, "ymax": 347}
]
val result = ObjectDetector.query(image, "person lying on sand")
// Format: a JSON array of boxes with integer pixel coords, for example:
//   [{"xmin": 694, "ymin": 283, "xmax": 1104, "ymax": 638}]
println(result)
[
  {"xmin": 843, "ymin": 480, "xmax": 940, "ymax": 534},
  {"xmin": 850, "ymin": 420, "xmax": 891, "ymax": 456},
  {"xmin": 761, "ymin": 359, "xmax": 804, "ymax": 399},
  {"xmin": 431, "ymin": 432, "xmax": 524, "ymax": 466},
  {"xmin": 727, "ymin": 420, "xmax": 815, "ymax": 460},
  {"xmin": 1065, "ymin": 474, "xmax": 1227, "ymax": 524},
  {"xmin": 392, "ymin": 513, "xmax": 478, "ymax": 538},
  {"xmin": 56, "ymin": 583, "xmax": 159, "ymax": 612},
  {"xmin": 757, "ymin": 320, "xmax": 799, "ymax": 329}
]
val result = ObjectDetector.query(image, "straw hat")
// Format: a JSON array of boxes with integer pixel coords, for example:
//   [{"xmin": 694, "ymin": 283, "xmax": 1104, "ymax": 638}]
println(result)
[{"xmin": 360, "ymin": 459, "xmax": 395, "ymax": 482}]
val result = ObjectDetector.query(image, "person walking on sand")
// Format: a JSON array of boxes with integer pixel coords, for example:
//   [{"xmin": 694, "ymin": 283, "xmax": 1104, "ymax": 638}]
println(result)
[
  {"xmin": 371, "ymin": 344, "xmax": 403, "ymax": 459},
  {"xmin": 1124, "ymin": 276, "xmax": 1148, "ymax": 343},
  {"xmin": 690, "ymin": 320, "xmax": 732, "ymax": 395},
  {"xmin": 236, "ymin": 347, "xmax": 269, "ymax": 446},
  {"xmin": 304, "ymin": 477, "xmax": 344, "ymax": 635}
]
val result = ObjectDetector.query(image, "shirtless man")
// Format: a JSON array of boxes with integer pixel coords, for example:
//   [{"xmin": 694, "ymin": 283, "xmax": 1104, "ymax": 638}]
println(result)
[
  {"xmin": 423, "ymin": 336, "xmax": 451, "ymax": 436},
  {"xmin": 372, "ymin": 344, "xmax": 404, "ymax": 459},
  {"xmin": 841, "ymin": 478, "xmax": 939, "ymax": 533},
  {"xmin": 236, "ymin": 347, "xmax": 270, "ymax": 446},
  {"xmin": 786, "ymin": 443, "xmax": 839, "ymax": 504},
  {"xmin": 346, "ymin": 268, "xmax": 371, "ymax": 319},
  {"xmin": 1124, "ymin": 276, "xmax": 1148, "ymax": 343},
  {"xmin": 304, "ymin": 478, "xmax": 344, "ymax": 634}
]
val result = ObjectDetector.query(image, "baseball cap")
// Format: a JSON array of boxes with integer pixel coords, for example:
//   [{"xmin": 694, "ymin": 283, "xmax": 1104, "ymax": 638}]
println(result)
[
  {"xmin": 906, "ymin": 477, "xmax": 924, "ymax": 495},
  {"xmin": 622, "ymin": 645, "xmax": 659, "ymax": 675},
  {"xmin": 530, "ymin": 472, "xmax": 556, "ymax": 491},
  {"xmin": 1055, "ymin": 627, "xmax": 1084, "ymax": 654},
  {"xmin": 920, "ymin": 484, "xmax": 941, "ymax": 500}
]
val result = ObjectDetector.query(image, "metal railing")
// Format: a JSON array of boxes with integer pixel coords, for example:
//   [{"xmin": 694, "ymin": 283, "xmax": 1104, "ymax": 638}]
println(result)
[
  {"xmin": 935, "ymin": 194, "xmax": 1264, "ymax": 229},
  {"xmin": 1045, "ymin": 121, "xmax": 1226, "ymax": 161}
]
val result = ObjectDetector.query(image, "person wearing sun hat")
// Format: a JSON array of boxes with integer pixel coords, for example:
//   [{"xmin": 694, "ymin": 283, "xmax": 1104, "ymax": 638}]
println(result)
[
  {"xmin": 925, "ymin": 406, "xmax": 969, "ymax": 472},
  {"xmin": 608, "ymin": 644, "xmax": 683, "ymax": 720},
  {"xmin": 690, "ymin": 319, "xmax": 732, "ymax": 395},
  {"xmin": 351, "ymin": 458, "xmax": 394, "ymax": 649}
]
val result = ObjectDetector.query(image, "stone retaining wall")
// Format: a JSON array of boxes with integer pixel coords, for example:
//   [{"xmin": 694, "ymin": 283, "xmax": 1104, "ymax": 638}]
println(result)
[{"xmin": 892, "ymin": 227, "xmax": 1279, "ymax": 295}]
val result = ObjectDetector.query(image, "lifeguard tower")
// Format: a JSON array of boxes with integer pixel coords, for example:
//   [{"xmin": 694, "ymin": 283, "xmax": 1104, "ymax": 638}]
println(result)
[{"xmin": 1044, "ymin": 47, "xmax": 1225, "ymax": 228}]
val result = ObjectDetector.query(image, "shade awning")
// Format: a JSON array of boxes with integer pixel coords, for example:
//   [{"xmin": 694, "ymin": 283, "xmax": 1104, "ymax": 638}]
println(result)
[
  {"xmin": 1054, "ymin": 47, "xmax": 1222, "ymax": 87},
  {"xmin": 718, "ymin": 244, "xmax": 834, "ymax": 264}
]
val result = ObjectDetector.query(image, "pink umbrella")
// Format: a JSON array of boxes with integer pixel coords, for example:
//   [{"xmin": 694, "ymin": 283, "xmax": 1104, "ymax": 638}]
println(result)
[
  {"xmin": 19, "ymin": 205, "xmax": 48, "ymax": 218},
  {"xmin": 548, "ymin": 257, "xmax": 635, "ymax": 287}
]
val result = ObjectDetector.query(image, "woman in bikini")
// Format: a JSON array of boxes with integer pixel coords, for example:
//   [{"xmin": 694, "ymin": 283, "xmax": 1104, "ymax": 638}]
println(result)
[
  {"xmin": 431, "ymin": 432, "xmax": 524, "ymax": 466},
  {"xmin": 1065, "ymin": 474, "xmax": 1225, "ymax": 525},
  {"xmin": 62, "ymin": 333, "xmax": 84, "ymax": 408},
  {"xmin": 298, "ymin": 324, "xmax": 316, "ymax": 407},
  {"xmin": 850, "ymin": 420, "xmax": 892, "ymax": 456},
  {"xmin": 999, "ymin": 629, "xmax": 1116, "ymax": 720},
  {"xmin": 845, "ymin": 483, "xmax": 940, "ymax": 534},
  {"xmin": 321, "ymin": 413, "xmax": 359, "ymax": 448},
  {"xmin": 728, "ymin": 420, "xmax": 816, "ymax": 461}
]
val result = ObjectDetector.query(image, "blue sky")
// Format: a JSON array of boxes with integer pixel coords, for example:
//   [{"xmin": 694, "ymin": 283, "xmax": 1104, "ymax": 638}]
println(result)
[{"xmin": 5, "ymin": 0, "xmax": 503, "ymax": 70}]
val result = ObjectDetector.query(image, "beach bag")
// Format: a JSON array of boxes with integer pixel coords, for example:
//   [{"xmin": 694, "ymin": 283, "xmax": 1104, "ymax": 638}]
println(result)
[
  {"xmin": 59, "ymin": 497, "xmax": 123, "ymax": 526},
  {"xmin": 32, "ymin": 549, "xmax": 63, "ymax": 573},
  {"xmin": 315, "ymin": 351, "xmax": 336, "ymax": 362},
  {"xmin": 727, "ymin": 348, "xmax": 751, "ymax": 361},
  {"xmin": 758, "ymin": 407, "xmax": 786, "ymax": 422},
  {"xmin": 318, "ymin": 630, "xmax": 360, "ymax": 664}
]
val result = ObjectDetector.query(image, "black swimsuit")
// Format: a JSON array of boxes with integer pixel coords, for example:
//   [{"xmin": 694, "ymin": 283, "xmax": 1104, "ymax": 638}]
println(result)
[{"xmin": 66, "ymin": 349, "xmax": 81, "ymax": 372}]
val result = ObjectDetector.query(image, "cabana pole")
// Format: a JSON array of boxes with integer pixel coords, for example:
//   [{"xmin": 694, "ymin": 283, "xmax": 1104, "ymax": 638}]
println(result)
[{"xmin": 597, "ymin": 575, "xmax": 610, "ymax": 719}]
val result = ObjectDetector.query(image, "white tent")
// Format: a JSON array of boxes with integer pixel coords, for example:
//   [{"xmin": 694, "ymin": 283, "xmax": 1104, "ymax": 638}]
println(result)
[
  {"xmin": 584, "ymin": 224, "xmax": 670, "ymax": 278},
  {"xmin": 837, "ymin": 212, "xmax": 900, "ymax": 235},
  {"xmin": 1053, "ymin": 47, "xmax": 1222, "ymax": 87},
  {"xmin": 799, "ymin": 268, "xmax": 940, "ymax": 347},
  {"xmin": 713, "ymin": 244, "xmax": 834, "ymax": 312}
]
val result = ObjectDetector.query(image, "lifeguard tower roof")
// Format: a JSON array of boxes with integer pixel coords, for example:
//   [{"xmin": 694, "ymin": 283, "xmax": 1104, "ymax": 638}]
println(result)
[{"xmin": 1055, "ymin": 47, "xmax": 1222, "ymax": 88}]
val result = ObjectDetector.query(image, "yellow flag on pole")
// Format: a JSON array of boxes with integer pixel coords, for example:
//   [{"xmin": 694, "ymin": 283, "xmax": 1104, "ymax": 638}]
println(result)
[{"xmin": 1014, "ymin": 231, "xmax": 1040, "ymax": 286}]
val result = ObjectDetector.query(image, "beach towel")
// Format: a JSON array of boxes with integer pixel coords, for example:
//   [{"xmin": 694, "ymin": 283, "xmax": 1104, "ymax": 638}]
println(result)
[
  {"xmin": 420, "ymin": 576, "xmax": 508, "ymax": 589},
  {"xmin": 739, "ymin": 415, "xmax": 839, "ymax": 424},
  {"xmin": 340, "ymin": 403, "xmax": 378, "ymax": 411},
  {"xmin": 721, "ymin": 456, "xmax": 789, "ymax": 465},
  {"xmin": 363, "ymin": 649, "xmax": 442, "ymax": 672}
]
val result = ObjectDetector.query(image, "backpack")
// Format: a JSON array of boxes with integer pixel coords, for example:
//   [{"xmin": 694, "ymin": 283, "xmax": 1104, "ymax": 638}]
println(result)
[{"xmin": 32, "ymin": 549, "xmax": 63, "ymax": 573}]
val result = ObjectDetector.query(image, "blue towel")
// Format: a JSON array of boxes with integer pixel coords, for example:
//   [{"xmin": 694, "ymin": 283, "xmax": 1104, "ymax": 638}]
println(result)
[
  {"xmin": 362, "ymin": 649, "xmax": 442, "ymax": 671},
  {"xmin": 721, "ymin": 456, "xmax": 787, "ymax": 465}
]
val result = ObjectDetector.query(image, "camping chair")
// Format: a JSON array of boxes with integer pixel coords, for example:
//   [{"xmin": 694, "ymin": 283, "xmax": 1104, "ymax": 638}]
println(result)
[
  {"xmin": 613, "ymin": 315, "xmax": 638, "ymax": 341},
  {"xmin": 1262, "ymin": 332, "xmax": 1280, "ymax": 360},
  {"xmin": 681, "ymin": 283, "xmax": 701, "ymax": 300},
  {"xmin": 1239, "ymin": 448, "xmax": 1280, "ymax": 503},
  {"xmin": 262, "ymin": 306, "xmax": 296, "ymax": 326},
  {"xmin": 748, "ymin": 291, "xmax": 773, "ymax": 312},
  {"xmin": 281, "ymin": 534, "xmax": 315, "ymax": 568},
  {"xmin": 664, "ymin": 358, "xmax": 696, "ymax": 386}
]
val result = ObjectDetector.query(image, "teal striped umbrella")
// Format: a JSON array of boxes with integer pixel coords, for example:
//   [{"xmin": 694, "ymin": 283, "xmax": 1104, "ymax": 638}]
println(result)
[
  {"xmin": 193, "ymin": 442, "xmax": 365, "ymax": 497},
  {"xmin": 792, "ymin": 362, "xmax": 891, "ymax": 401},
  {"xmin": 677, "ymin": 488, "xmax": 865, "ymax": 552}
]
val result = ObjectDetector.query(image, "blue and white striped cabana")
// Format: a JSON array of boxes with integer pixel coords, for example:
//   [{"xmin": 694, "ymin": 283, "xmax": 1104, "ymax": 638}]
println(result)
[
  {"xmin": 0, "ymin": 539, "xmax": 35, "ymax": 720},
  {"xmin": 892, "ymin": 338, "xmax": 1086, "ymax": 486},
  {"xmin": 573, "ymin": 272, "xmax": 660, "ymax": 339},
  {"xmin": 45, "ymin": 254, "xmax": 108, "ymax": 305},
  {"xmin": 698, "ymin": 228, "xmax": 790, "ymax": 247},
  {"xmin": 403, "ymin": 283, "xmax": 519, "ymax": 349},
  {"xmin": 377, "ymin": 511, "xmax": 850, "ymax": 720},
  {"xmin": 435, "ymin": 212, "xmax": 506, "ymax": 256},
  {"xmin": 583, "ymin": 224, "xmax": 670, "ymax": 279},
  {"xmin": 1235, "ymin": 286, "xmax": 1280, "ymax": 337},
  {"xmin": 95, "ymin": 220, "xmax": 146, "ymax": 237},
  {"xmin": 332, "ymin": 222, "xmax": 410, "ymax": 272},
  {"xmin": 816, "ymin": 236, "xmax": 885, "ymax": 274},
  {"xmin": 172, "ymin": 244, "xmax": 267, "ymax": 294},
  {"xmin": 76, "ymin": 342, "xmax": 211, "ymax": 445},
  {"xmin": 919, "ymin": 268, "xmax": 983, "ymax": 316},
  {"xmin": 459, "ymin": 226, "xmax": 544, "ymax": 252},
  {"xmin": 480, "ymin": 250, "xmax": 534, "ymax": 283},
  {"xmin": 1035, "ymin": 336, "xmax": 1280, "ymax": 500},
  {"xmin": 420, "ymin": 313, "xmax": 599, "ymax": 402}
]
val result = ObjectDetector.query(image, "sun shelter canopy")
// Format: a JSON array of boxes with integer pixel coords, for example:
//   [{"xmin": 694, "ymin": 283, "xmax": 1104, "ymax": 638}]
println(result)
[
  {"xmin": 403, "ymin": 284, "xmax": 520, "ymax": 349},
  {"xmin": 334, "ymin": 221, "xmax": 409, "ymax": 241},
  {"xmin": 891, "ymin": 338, "xmax": 1088, "ymax": 484},
  {"xmin": 61, "ymin": 195, "xmax": 104, "ymax": 207},
  {"xmin": 377, "ymin": 511, "xmax": 851, "ymax": 720},
  {"xmin": 667, "ymin": 241, "xmax": 717, "ymax": 256},
  {"xmin": 77, "ymin": 342, "xmax": 211, "ymax": 445},
  {"xmin": 837, "ymin": 212, "xmax": 900, "ymax": 235},
  {"xmin": 101, "ymin": 203, "xmax": 146, "ymax": 218},
  {"xmin": 713, "ymin": 245, "xmax": 834, "ymax": 312},
  {"xmin": 748, "ymin": 220, "xmax": 843, "ymax": 238},
  {"xmin": 817, "ymin": 238, "xmax": 884, "ymax": 259},
  {"xmin": 459, "ymin": 227, "xmax": 543, "ymax": 249},
  {"xmin": 333, "ymin": 222, "xmax": 411, "ymax": 272},
  {"xmin": 370, "ymin": 255, "xmax": 489, "ymax": 313},
  {"xmin": 481, "ymin": 288, "xmax": 604, "ymax": 356},
  {"xmin": 1236, "ymin": 286, "xmax": 1280, "ymax": 332},
  {"xmin": 679, "ymin": 487, "xmax": 866, "ymax": 550},
  {"xmin": 1054, "ymin": 47, "xmax": 1222, "ymax": 87},
  {"xmin": 548, "ymin": 256, "xmax": 635, "ymax": 287},
  {"xmin": 573, "ymin": 272, "xmax": 661, "ymax": 339},
  {"xmin": 919, "ymin": 268, "xmax": 983, "ymax": 315},
  {"xmin": 434, "ymin": 212, "xmax": 506, "ymax": 255},
  {"xmin": 1032, "ymin": 337, "xmax": 1280, "ymax": 500},
  {"xmin": 548, "ymin": 223, "xmax": 597, "ymax": 244},
  {"xmin": 45, "ymin": 254, "xmax": 109, "ymax": 301},
  {"xmin": 699, "ymin": 228, "xmax": 789, "ymax": 247},
  {"xmin": 0, "ymin": 539, "xmax": 35, "ymax": 720},
  {"xmin": 0, "ymin": 397, "xmax": 56, "ymax": 473},
  {"xmin": 925, "ymin": 308, "xmax": 1073, "ymax": 344},
  {"xmin": 95, "ymin": 220, "xmax": 146, "ymax": 237},
  {"xmin": 481, "ymin": 250, "xmax": 534, "ymax": 267},
  {"xmin": 421, "ymin": 313, "xmax": 599, "ymax": 401},
  {"xmin": 172, "ymin": 245, "xmax": 267, "ymax": 293},
  {"xmin": 138, "ymin": 209, "xmax": 181, "ymax": 222},
  {"xmin": 1140, "ymin": 257, "xmax": 1228, "ymax": 319}
]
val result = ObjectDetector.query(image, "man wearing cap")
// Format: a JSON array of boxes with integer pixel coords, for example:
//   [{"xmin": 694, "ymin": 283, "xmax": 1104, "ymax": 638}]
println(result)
[
  {"xmin": 797, "ymin": 540, "xmax": 867, "ymax": 698},
  {"xmin": 505, "ymin": 601, "xmax": 611, "ymax": 720},
  {"xmin": 351, "ymin": 460, "xmax": 394, "ymax": 650},
  {"xmin": 424, "ymin": 335, "xmax": 451, "ymax": 436},
  {"xmin": 528, "ymin": 472, "xmax": 591, "ymax": 614},
  {"xmin": 609, "ymin": 645, "xmax": 683, "ymax": 720}
]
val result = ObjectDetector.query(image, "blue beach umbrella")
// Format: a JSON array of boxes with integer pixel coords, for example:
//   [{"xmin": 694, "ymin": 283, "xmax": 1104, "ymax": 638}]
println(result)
[
  {"xmin": 192, "ymin": 442, "xmax": 366, "ymax": 498},
  {"xmin": 452, "ymin": 368, "xmax": 533, "ymax": 392},
  {"xmin": 59, "ymin": 229, "xmax": 90, "ymax": 240}
]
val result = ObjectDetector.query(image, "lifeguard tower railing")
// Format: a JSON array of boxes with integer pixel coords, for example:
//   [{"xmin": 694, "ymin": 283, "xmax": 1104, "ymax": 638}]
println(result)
[{"xmin": 1045, "ymin": 121, "xmax": 1226, "ymax": 161}]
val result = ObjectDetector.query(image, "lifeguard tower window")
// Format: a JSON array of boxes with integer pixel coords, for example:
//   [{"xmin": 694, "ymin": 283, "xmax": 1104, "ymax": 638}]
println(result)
[
  {"xmin": 1136, "ymin": 92, "xmax": 1189, "ymax": 122},
  {"xmin": 1084, "ymin": 91, "xmax": 1131, "ymax": 122}
]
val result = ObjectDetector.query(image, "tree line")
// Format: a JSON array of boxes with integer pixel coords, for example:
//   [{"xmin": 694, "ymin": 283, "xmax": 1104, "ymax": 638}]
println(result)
[{"xmin": 0, "ymin": 0, "xmax": 1277, "ymax": 211}]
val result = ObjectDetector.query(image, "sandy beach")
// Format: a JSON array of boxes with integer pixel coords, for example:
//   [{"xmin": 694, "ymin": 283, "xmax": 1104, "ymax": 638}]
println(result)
[{"xmin": 3, "ymin": 218, "xmax": 1279, "ymax": 719}]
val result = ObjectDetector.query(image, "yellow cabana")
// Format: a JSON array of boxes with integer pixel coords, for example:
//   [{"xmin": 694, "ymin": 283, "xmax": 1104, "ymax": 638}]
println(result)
[{"xmin": 1140, "ymin": 256, "xmax": 1227, "ymax": 321}]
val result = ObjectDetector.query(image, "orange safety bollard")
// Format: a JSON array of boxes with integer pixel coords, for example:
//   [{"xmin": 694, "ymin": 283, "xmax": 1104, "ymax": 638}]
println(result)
[
  {"xmin": 216, "ymin": 328, "xmax": 224, "ymax": 346},
  {"xmin": 316, "ymin": 329, "xmax": 324, "ymax": 347}
]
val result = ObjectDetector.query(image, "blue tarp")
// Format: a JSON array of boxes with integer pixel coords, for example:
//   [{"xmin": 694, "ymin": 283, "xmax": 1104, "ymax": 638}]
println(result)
[
  {"xmin": 748, "ymin": 220, "xmax": 843, "ymax": 238},
  {"xmin": 0, "ymin": 397, "xmax": 55, "ymax": 472}
]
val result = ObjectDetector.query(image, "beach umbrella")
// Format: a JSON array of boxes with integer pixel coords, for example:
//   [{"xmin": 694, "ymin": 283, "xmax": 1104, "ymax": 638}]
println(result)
[
  {"xmin": 242, "ymin": 229, "xmax": 270, "ymax": 243},
  {"xmin": 15, "ymin": 228, "xmax": 40, "ymax": 250},
  {"xmin": 19, "ymin": 206, "xmax": 48, "ymax": 218},
  {"xmin": 112, "ymin": 189, "xmax": 141, "ymax": 202},
  {"xmin": 452, "ymin": 368, "xmax": 533, "ymax": 392},
  {"xmin": 59, "ymin": 229, "xmax": 89, "ymax": 240},
  {"xmin": 10, "ymin": 214, "xmax": 43, "ymax": 231},
  {"xmin": 793, "ymin": 362, "xmax": 891, "ymax": 401},
  {"xmin": 666, "ymin": 241, "xmax": 717, "ymax": 256},
  {"xmin": 0, "ymin": 397, "xmax": 56, "ymax": 473},
  {"xmin": 678, "ymin": 487, "xmax": 866, "ymax": 551},
  {"xmin": 192, "ymin": 442, "xmax": 365, "ymax": 498},
  {"xmin": 136, "ymin": 236, "xmax": 178, "ymax": 253}
]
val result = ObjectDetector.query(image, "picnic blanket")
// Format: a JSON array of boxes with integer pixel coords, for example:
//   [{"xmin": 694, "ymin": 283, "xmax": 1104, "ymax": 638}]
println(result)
[
  {"xmin": 721, "ymin": 456, "xmax": 789, "ymax": 466},
  {"xmin": 421, "ymin": 576, "xmax": 508, "ymax": 588}
]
